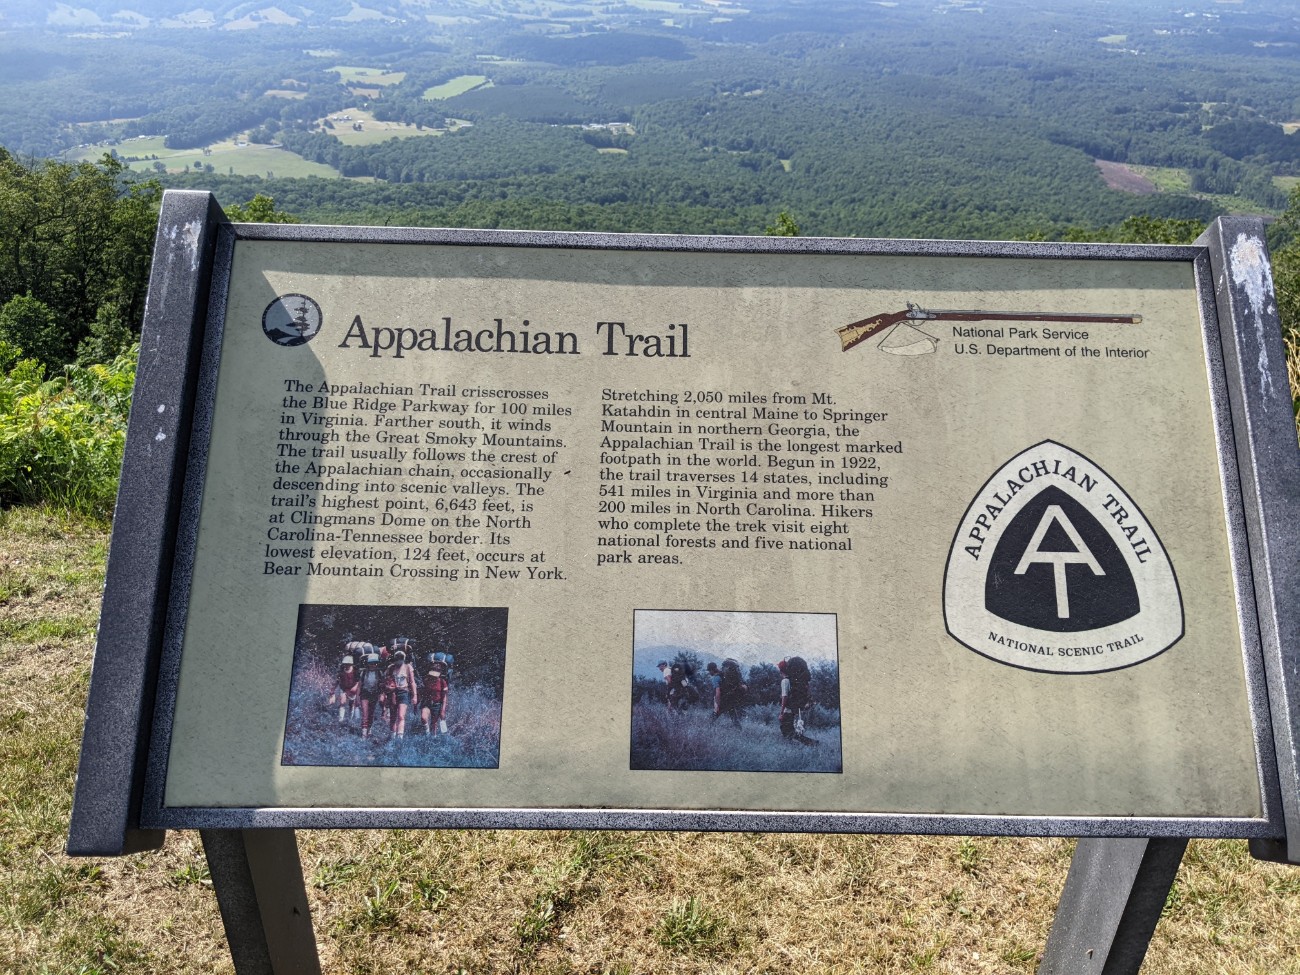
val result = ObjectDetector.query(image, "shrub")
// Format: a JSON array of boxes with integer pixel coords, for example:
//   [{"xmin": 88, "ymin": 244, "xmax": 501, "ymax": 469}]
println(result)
[{"xmin": 0, "ymin": 344, "xmax": 136, "ymax": 517}]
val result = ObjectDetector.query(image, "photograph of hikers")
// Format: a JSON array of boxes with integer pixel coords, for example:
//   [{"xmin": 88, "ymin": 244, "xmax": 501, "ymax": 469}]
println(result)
[
  {"xmin": 629, "ymin": 609, "xmax": 842, "ymax": 773},
  {"xmin": 280, "ymin": 603, "xmax": 507, "ymax": 769}
]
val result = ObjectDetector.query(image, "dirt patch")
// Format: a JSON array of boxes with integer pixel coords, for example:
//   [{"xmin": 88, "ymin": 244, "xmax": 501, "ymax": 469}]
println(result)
[{"xmin": 1095, "ymin": 159, "xmax": 1159, "ymax": 194}]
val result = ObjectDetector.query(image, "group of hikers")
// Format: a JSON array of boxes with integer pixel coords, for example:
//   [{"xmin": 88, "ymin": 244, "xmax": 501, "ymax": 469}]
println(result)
[
  {"xmin": 328, "ymin": 637, "xmax": 452, "ymax": 741},
  {"xmin": 656, "ymin": 656, "xmax": 819, "ymax": 746}
]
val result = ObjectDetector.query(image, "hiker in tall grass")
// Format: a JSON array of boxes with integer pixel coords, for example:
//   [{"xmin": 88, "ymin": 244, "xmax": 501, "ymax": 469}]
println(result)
[
  {"xmin": 778, "ymin": 657, "xmax": 819, "ymax": 746},
  {"xmin": 711, "ymin": 659, "xmax": 747, "ymax": 728},
  {"xmin": 358, "ymin": 649, "xmax": 384, "ymax": 739},
  {"xmin": 422, "ymin": 654, "xmax": 450, "ymax": 736},
  {"xmin": 331, "ymin": 654, "xmax": 360, "ymax": 725},
  {"xmin": 386, "ymin": 649, "xmax": 417, "ymax": 740},
  {"xmin": 666, "ymin": 659, "xmax": 697, "ymax": 711}
]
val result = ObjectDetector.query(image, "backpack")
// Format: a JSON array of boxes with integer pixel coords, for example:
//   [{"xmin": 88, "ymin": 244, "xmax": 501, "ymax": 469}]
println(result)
[
  {"xmin": 784, "ymin": 656, "xmax": 811, "ymax": 710},
  {"xmin": 669, "ymin": 663, "xmax": 686, "ymax": 689},
  {"xmin": 719, "ymin": 658, "xmax": 744, "ymax": 706},
  {"xmin": 360, "ymin": 654, "xmax": 382, "ymax": 693}
]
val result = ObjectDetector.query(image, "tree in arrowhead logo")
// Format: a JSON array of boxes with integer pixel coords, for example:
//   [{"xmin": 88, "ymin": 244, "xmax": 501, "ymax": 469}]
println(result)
[{"xmin": 943, "ymin": 440, "xmax": 1183, "ymax": 673}]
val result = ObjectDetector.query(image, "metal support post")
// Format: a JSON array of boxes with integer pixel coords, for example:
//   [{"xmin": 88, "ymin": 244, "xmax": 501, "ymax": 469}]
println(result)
[
  {"xmin": 1037, "ymin": 837, "xmax": 1187, "ymax": 975},
  {"xmin": 201, "ymin": 829, "xmax": 321, "ymax": 975}
]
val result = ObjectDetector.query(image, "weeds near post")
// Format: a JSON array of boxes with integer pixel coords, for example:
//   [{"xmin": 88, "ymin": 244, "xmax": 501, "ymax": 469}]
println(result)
[
  {"xmin": 657, "ymin": 896, "xmax": 726, "ymax": 952},
  {"xmin": 358, "ymin": 879, "xmax": 404, "ymax": 930}
]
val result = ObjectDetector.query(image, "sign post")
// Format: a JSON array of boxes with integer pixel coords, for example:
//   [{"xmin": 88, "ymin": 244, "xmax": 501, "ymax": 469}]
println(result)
[{"xmin": 68, "ymin": 192, "xmax": 1300, "ymax": 972}]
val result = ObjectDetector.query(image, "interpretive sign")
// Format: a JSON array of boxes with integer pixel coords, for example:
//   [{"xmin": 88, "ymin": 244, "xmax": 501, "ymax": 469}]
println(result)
[{"xmin": 69, "ymin": 194, "xmax": 1300, "ymax": 858}]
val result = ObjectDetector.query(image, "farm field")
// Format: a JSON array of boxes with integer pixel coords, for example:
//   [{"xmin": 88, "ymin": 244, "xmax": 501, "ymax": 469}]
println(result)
[
  {"xmin": 423, "ymin": 74, "xmax": 491, "ymax": 99},
  {"xmin": 69, "ymin": 136, "xmax": 338, "ymax": 178},
  {"xmin": 316, "ymin": 108, "xmax": 460, "ymax": 145},
  {"xmin": 330, "ymin": 65, "xmax": 407, "ymax": 86}
]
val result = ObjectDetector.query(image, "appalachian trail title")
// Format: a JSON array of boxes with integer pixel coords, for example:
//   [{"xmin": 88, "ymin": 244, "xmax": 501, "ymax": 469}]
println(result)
[{"xmin": 337, "ymin": 315, "xmax": 690, "ymax": 359}]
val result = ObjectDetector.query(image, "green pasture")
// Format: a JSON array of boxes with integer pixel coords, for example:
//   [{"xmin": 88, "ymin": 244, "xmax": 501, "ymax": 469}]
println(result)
[
  {"xmin": 423, "ymin": 75, "xmax": 491, "ymax": 99},
  {"xmin": 330, "ymin": 65, "xmax": 407, "ymax": 86},
  {"xmin": 1128, "ymin": 165, "xmax": 1192, "ymax": 193},
  {"xmin": 1277, "ymin": 176, "xmax": 1300, "ymax": 192},
  {"xmin": 319, "ymin": 108, "xmax": 452, "ymax": 146},
  {"xmin": 70, "ymin": 137, "xmax": 337, "ymax": 178}
]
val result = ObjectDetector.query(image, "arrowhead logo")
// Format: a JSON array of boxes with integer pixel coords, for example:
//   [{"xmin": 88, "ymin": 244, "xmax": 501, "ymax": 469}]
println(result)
[{"xmin": 943, "ymin": 441, "xmax": 1182, "ymax": 673}]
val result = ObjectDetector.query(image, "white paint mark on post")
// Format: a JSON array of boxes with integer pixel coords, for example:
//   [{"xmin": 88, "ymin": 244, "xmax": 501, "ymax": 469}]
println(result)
[
  {"xmin": 1229, "ymin": 232, "xmax": 1277, "ymax": 407},
  {"xmin": 181, "ymin": 220, "xmax": 202, "ymax": 272}
]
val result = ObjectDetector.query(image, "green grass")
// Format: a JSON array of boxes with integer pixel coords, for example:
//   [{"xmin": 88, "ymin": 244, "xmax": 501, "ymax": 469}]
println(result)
[
  {"xmin": 329, "ymin": 65, "xmax": 407, "ymax": 86},
  {"xmin": 1127, "ymin": 164, "xmax": 1192, "ymax": 193},
  {"xmin": 1124, "ymin": 164, "xmax": 1284, "ymax": 215},
  {"xmin": 68, "ymin": 136, "xmax": 338, "ymax": 178},
  {"xmin": 319, "ymin": 108, "xmax": 451, "ymax": 146},
  {"xmin": 423, "ymin": 75, "xmax": 490, "ymax": 100},
  {"xmin": 658, "ymin": 897, "xmax": 728, "ymax": 953},
  {"xmin": 1276, "ymin": 176, "xmax": 1300, "ymax": 192}
]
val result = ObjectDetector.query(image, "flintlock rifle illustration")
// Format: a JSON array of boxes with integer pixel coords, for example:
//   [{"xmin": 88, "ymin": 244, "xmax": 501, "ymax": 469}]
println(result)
[{"xmin": 835, "ymin": 302, "xmax": 1143, "ymax": 356}]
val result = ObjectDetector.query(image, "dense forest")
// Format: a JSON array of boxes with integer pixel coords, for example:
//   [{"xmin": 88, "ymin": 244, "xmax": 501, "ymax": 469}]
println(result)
[{"xmin": 3, "ymin": 0, "xmax": 1300, "ymax": 240}]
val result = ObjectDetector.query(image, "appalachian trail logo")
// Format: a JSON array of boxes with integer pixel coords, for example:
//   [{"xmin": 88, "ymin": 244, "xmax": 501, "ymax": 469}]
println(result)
[
  {"xmin": 262, "ymin": 293, "xmax": 322, "ymax": 347},
  {"xmin": 943, "ymin": 441, "xmax": 1183, "ymax": 674}
]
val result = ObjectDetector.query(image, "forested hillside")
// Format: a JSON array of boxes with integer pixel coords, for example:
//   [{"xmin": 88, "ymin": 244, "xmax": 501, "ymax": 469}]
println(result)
[{"xmin": 4, "ymin": 0, "xmax": 1300, "ymax": 238}]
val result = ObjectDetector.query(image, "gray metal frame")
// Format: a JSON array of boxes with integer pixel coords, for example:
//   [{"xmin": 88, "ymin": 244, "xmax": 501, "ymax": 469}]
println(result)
[{"xmin": 69, "ymin": 191, "xmax": 1300, "ymax": 854}]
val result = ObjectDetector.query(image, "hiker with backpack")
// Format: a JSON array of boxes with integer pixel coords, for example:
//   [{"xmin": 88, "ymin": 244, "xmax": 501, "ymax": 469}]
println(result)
[
  {"xmin": 357, "ymin": 647, "xmax": 384, "ymax": 739},
  {"xmin": 711, "ymin": 658, "xmax": 747, "ymax": 727},
  {"xmin": 666, "ymin": 660, "xmax": 697, "ymax": 711},
  {"xmin": 331, "ymin": 653, "xmax": 361, "ymax": 725},
  {"xmin": 422, "ymin": 653, "xmax": 450, "ymax": 736},
  {"xmin": 385, "ymin": 648, "xmax": 418, "ymax": 740},
  {"xmin": 777, "ymin": 657, "xmax": 818, "ymax": 746}
]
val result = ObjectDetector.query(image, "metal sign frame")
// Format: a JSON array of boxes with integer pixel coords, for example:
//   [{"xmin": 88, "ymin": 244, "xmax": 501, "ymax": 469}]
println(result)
[{"xmin": 68, "ymin": 191, "xmax": 1300, "ymax": 860}]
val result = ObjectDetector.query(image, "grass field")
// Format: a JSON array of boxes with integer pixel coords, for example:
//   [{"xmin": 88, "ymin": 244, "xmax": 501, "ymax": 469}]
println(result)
[
  {"xmin": 1121, "ymin": 164, "xmax": 1284, "ymax": 214},
  {"xmin": 1126, "ymin": 164, "xmax": 1192, "ymax": 193},
  {"xmin": 6, "ymin": 503, "xmax": 1300, "ymax": 973},
  {"xmin": 329, "ymin": 65, "xmax": 407, "ymax": 86},
  {"xmin": 317, "ymin": 107, "xmax": 454, "ymax": 146},
  {"xmin": 423, "ymin": 74, "xmax": 491, "ymax": 99},
  {"xmin": 68, "ymin": 136, "xmax": 338, "ymax": 178}
]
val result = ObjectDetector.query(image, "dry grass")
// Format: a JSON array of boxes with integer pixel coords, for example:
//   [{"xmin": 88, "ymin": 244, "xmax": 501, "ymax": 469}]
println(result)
[{"xmin": 6, "ymin": 439, "xmax": 1300, "ymax": 974}]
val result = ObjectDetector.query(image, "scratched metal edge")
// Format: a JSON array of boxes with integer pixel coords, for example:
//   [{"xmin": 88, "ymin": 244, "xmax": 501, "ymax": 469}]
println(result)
[
  {"xmin": 138, "ymin": 217, "xmax": 237, "ymax": 828},
  {"xmin": 145, "ymin": 806, "xmax": 1276, "ymax": 837},
  {"xmin": 1201, "ymin": 218, "xmax": 1300, "ymax": 863},
  {"xmin": 133, "ymin": 211, "xmax": 1273, "ymax": 839},
  {"xmin": 1193, "ymin": 244, "xmax": 1285, "ymax": 837},
  {"xmin": 229, "ymin": 221, "xmax": 1200, "ymax": 262},
  {"xmin": 67, "ymin": 191, "xmax": 226, "ymax": 856}
]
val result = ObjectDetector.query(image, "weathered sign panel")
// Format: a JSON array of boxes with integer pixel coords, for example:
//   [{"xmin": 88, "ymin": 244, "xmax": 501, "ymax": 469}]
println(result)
[{"xmin": 69, "ymin": 194, "xmax": 1299, "ymax": 853}]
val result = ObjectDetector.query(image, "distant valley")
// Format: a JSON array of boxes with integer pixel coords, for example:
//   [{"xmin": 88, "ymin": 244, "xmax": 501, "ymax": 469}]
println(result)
[{"xmin": 4, "ymin": 0, "xmax": 1300, "ymax": 237}]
